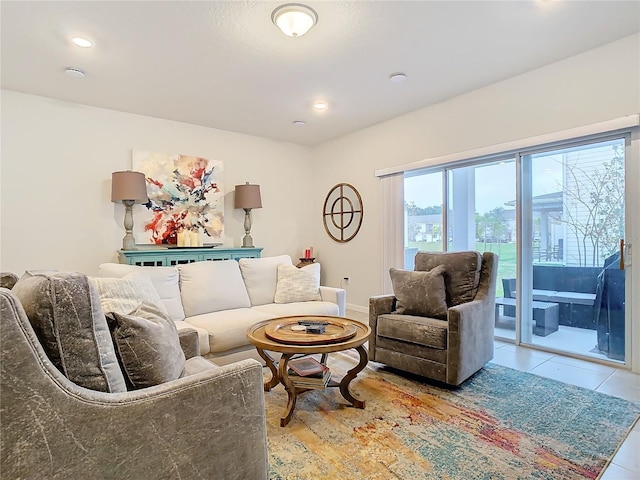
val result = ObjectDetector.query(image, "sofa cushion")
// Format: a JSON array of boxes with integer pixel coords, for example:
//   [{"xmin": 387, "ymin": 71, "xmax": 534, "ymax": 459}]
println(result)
[
  {"xmin": 377, "ymin": 313, "xmax": 448, "ymax": 350},
  {"xmin": 178, "ymin": 260, "xmax": 251, "ymax": 317},
  {"xmin": 98, "ymin": 263, "xmax": 185, "ymax": 321},
  {"xmin": 239, "ymin": 255, "xmax": 292, "ymax": 306},
  {"xmin": 274, "ymin": 263, "xmax": 321, "ymax": 303},
  {"xmin": 390, "ymin": 266, "xmax": 448, "ymax": 319},
  {"xmin": 185, "ymin": 308, "xmax": 275, "ymax": 353},
  {"xmin": 12, "ymin": 271, "xmax": 126, "ymax": 393},
  {"xmin": 90, "ymin": 273, "xmax": 170, "ymax": 321},
  {"xmin": 252, "ymin": 301, "xmax": 339, "ymax": 317},
  {"xmin": 107, "ymin": 310, "xmax": 185, "ymax": 390},
  {"xmin": 414, "ymin": 251, "xmax": 482, "ymax": 306}
]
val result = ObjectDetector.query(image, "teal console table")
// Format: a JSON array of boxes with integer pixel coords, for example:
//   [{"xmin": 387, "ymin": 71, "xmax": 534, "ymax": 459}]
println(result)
[{"xmin": 119, "ymin": 247, "xmax": 263, "ymax": 266}]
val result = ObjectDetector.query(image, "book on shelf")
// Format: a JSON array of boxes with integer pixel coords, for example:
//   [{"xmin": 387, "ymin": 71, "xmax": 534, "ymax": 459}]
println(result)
[
  {"xmin": 287, "ymin": 357, "xmax": 329, "ymax": 377},
  {"xmin": 287, "ymin": 369, "xmax": 331, "ymax": 389}
]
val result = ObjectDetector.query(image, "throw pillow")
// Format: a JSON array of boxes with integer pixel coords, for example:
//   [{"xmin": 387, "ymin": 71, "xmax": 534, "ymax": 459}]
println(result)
[
  {"xmin": 107, "ymin": 309, "xmax": 185, "ymax": 390},
  {"xmin": 89, "ymin": 273, "xmax": 169, "ymax": 321},
  {"xmin": 274, "ymin": 263, "xmax": 321, "ymax": 303},
  {"xmin": 414, "ymin": 251, "xmax": 482, "ymax": 306},
  {"xmin": 389, "ymin": 265, "xmax": 448, "ymax": 319},
  {"xmin": 12, "ymin": 271, "xmax": 127, "ymax": 393}
]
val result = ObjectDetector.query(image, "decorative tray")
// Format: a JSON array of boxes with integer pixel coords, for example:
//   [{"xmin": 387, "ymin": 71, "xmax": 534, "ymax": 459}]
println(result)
[{"xmin": 265, "ymin": 317, "xmax": 357, "ymax": 345}]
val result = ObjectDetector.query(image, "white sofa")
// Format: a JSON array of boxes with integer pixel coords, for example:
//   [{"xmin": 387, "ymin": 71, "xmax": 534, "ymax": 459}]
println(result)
[{"xmin": 98, "ymin": 255, "xmax": 346, "ymax": 365}]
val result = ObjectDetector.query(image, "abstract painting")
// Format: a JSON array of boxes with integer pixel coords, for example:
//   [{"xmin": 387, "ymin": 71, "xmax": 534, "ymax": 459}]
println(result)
[{"xmin": 132, "ymin": 150, "xmax": 224, "ymax": 245}]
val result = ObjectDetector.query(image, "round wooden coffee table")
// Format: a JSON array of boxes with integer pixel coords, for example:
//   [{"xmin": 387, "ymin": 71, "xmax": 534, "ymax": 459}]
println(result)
[{"xmin": 247, "ymin": 315, "xmax": 370, "ymax": 427}]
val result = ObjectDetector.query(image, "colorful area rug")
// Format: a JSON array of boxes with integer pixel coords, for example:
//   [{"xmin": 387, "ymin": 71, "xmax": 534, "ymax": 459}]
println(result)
[{"xmin": 265, "ymin": 353, "xmax": 639, "ymax": 480}]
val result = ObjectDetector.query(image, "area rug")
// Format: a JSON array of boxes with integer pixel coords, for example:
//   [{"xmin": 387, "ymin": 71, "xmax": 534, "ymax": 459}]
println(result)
[{"xmin": 264, "ymin": 353, "xmax": 639, "ymax": 480}]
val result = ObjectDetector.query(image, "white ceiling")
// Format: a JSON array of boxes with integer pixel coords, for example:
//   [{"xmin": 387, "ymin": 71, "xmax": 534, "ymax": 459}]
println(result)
[{"xmin": 2, "ymin": 1, "xmax": 639, "ymax": 146}]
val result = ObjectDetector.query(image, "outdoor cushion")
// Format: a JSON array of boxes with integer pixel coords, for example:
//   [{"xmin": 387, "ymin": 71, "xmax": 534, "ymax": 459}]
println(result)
[
  {"xmin": 532, "ymin": 289, "xmax": 558, "ymax": 302},
  {"xmin": 377, "ymin": 314, "xmax": 448, "ymax": 350},
  {"xmin": 239, "ymin": 254, "xmax": 292, "ymax": 306},
  {"xmin": 178, "ymin": 260, "xmax": 251, "ymax": 317},
  {"xmin": 389, "ymin": 266, "xmax": 448, "ymax": 319},
  {"xmin": 414, "ymin": 251, "xmax": 482, "ymax": 306},
  {"xmin": 12, "ymin": 271, "xmax": 126, "ymax": 393},
  {"xmin": 550, "ymin": 291, "xmax": 597, "ymax": 306},
  {"xmin": 97, "ymin": 263, "xmax": 185, "ymax": 321}
]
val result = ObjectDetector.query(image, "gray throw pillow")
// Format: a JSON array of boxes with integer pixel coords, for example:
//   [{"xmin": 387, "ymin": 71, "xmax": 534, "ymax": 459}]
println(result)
[
  {"xmin": 390, "ymin": 265, "xmax": 448, "ymax": 319},
  {"xmin": 12, "ymin": 271, "xmax": 127, "ymax": 393},
  {"xmin": 107, "ymin": 308, "xmax": 186, "ymax": 390}
]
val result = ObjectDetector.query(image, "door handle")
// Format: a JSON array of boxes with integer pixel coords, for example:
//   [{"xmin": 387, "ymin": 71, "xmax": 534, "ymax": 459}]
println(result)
[{"xmin": 619, "ymin": 239, "xmax": 624, "ymax": 270}]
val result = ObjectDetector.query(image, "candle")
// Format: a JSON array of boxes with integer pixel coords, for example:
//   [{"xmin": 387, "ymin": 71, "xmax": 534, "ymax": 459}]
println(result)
[
  {"xmin": 190, "ymin": 230, "xmax": 199, "ymax": 247},
  {"xmin": 184, "ymin": 231, "xmax": 191, "ymax": 247},
  {"xmin": 177, "ymin": 230, "xmax": 184, "ymax": 247}
]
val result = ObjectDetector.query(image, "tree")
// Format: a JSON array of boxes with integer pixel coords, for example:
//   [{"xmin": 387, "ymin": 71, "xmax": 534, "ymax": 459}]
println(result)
[{"xmin": 561, "ymin": 144, "xmax": 624, "ymax": 266}]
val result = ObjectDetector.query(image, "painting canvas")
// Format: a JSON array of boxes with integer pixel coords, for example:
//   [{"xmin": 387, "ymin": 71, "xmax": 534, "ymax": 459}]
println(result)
[{"xmin": 132, "ymin": 150, "xmax": 224, "ymax": 245}]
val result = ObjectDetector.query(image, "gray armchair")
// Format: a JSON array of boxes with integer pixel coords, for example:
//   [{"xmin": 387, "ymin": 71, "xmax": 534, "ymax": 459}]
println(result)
[
  {"xmin": 369, "ymin": 251, "xmax": 498, "ymax": 386},
  {"xmin": 0, "ymin": 287, "xmax": 269, "ymax": 479}
]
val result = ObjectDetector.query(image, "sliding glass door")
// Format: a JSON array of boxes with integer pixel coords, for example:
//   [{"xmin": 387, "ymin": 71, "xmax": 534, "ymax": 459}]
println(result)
[
  {"xmin": 519, "ymin": 138, "xmax": 627, "ymax": 362},
  {"xmin": 399, "ymin": 131, "xmax": 631, "ymax": 366}
]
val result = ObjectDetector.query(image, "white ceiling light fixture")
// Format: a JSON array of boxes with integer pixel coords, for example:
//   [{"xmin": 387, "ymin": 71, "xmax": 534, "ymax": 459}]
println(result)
[
  {"xmin": 272, "ymin": 3, "xmax": 318, "ymax": 37},
  {"xmin": 72, "ymin": 37, "xmax": 92, "ymax": 48},
  {"xmin": 313, "ymin": 101, "xmax": 328, "ymax": 111},
  {"xmin": 389, "ymin": 72, "xmax": 407, "ymax": 83},
  {"xmin": 65, "ymin": 67, "xmax": 85, "ymax": 78}
]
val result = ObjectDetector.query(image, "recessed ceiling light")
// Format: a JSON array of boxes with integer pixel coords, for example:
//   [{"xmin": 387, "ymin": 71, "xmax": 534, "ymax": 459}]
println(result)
[
  {"xmin": 72, "ymin": 37, "xmax": 92, "ymax": 48},
  {"xmin": 293, "ymin": 120, "xmax": 306, "ymax": 126},
  {"xmin": 389, "ymin": 73, "xmax": 407, "ymax": 83},
  {"xmin": 65, "ymin": 67, "xmax": 85, "ymax": 78},
  {"xmin": 313, "ymin": 101, "xmax": 328, "ymax": 111}
]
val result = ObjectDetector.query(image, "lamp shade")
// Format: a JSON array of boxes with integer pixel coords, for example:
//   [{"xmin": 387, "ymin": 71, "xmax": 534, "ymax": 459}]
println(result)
[
  {"xmin": 235, "ymin": 183, "xmax": 262, "ymax": 209},
  {"xmin": 111, "ymin": 171, "xmax": 148, "ymax": 204}
]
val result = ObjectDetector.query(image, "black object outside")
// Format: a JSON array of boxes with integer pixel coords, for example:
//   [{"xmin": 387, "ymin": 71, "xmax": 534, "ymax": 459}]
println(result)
[{"xmin": 594, "ymin": 252, "xmax": 625, "ymax": 361}]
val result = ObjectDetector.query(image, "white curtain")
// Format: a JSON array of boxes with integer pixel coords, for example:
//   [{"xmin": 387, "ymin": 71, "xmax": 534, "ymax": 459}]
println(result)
[{"xmin": 380, "ymin": 172, "xmax": 405, "ymax": 294}]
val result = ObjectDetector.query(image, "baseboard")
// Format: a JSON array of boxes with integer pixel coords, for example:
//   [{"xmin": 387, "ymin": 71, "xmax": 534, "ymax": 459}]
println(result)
[{"xmin": 346, "ymin": 303, "xmax": 367, "ymax": 314}]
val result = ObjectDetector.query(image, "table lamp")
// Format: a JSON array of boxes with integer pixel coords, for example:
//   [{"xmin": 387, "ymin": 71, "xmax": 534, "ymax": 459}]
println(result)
[
  {"xmin": 111, "ymin": 171, "xmax": 149, "ymax": 250},
  {"xmin": 234, "ymin": 182, "xmax": 262, "ymax": 248}
]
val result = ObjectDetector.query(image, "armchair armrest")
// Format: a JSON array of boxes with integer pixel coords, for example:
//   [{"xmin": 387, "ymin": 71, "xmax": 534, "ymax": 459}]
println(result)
[
  {"xmin": 368, "ymin": 294, "xmax": 396, "ymax": 360},
  {"xmin": 2, "ymin": 356, "xmax": 268, "ymax": 480},
  {"xmin": 319, "ymin": 286, "xmax": 346, "ymax": 316},
  {"xmin": 447, "ymin": 296, "xmax": 495, "ymax": 385}
]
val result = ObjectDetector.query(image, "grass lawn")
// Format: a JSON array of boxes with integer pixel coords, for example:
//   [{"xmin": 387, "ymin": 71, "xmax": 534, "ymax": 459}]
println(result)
[{"xmin": 406, "ymin": 241, "xmax": 516, "ymax": 297}]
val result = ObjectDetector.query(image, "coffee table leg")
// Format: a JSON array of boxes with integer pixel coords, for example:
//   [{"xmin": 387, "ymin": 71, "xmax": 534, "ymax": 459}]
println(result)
[
  {"xmin": 257, "ymin": 348, "xmax": 280, "ymax": 392},
  {"xmin": 339, "ymin": 345, "xmax": 368, "ymax": 409},
  {"xmin": 278, "ymin": 353, "xmax": 297, "ymax": 427}
]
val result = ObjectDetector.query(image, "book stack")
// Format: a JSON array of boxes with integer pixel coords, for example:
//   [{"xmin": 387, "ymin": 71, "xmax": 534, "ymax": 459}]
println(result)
[{"xmin": 287, "ymin": 357, "xmax": 331, "ymax": 389}]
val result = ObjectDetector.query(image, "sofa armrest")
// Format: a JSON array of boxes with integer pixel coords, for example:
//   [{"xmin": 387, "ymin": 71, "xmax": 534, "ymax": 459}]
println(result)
[
  {"xmin": 368, "ymin": 294, "xmax": 396, "ymax": 361},
  {"xmin": 319, "ymin": 286, "xmax": 346, "ymax": 316},
  {"xmin": 178, "ymin": 327, "xmax": 200, "ymax": 359}
]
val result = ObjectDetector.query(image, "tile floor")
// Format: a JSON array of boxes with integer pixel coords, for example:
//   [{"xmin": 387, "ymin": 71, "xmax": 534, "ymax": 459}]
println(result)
[
  {"xmin": 491, "ymin": 340, "xmax": 640, "ymax": 479},
  {"xmin": 348, "ymin": 310, "xmax": 639, "ymax": 478}
]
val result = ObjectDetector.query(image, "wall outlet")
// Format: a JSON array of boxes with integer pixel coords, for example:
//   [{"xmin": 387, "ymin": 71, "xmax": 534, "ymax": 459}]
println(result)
[{"xmin": 343, "ymin": 277, "xmax": 350, "ymax": 284}]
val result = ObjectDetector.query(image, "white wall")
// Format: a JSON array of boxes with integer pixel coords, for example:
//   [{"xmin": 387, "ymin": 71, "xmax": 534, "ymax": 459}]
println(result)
[
  {"xmin": 0, "ymin": 91, "xmax": 316, "ymax": 276},
  {"xmin": 311, "ymin": 34, "xmax": 640, "ymax": 311}
]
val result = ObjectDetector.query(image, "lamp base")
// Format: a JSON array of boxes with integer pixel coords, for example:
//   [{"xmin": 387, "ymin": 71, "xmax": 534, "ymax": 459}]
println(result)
[
  {"xmin": 122, "ymin": 233, "xmax": 137, "ymax": 250},
  {"xmin": 241, "ymin": 234, "xmax": 254, "ymax": 248}
]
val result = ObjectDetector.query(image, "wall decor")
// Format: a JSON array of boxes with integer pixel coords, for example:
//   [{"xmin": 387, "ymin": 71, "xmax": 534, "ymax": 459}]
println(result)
[
  {"xmin": 323, "ymin": 183, "xmax": 363, "ymax": 243},
  {"xmin": 132, "ymin": 150, "xmax": 224, "ymax": 245}
]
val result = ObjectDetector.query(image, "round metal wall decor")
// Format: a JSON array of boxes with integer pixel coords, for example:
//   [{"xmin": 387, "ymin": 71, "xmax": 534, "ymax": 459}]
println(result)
[{"xmin": 322, "ymin": 183, "xmax": 363, "ymax": 243}]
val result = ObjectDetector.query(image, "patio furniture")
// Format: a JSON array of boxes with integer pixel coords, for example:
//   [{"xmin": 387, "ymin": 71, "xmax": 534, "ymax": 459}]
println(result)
[
  {"xmin": 494, "ymin": 297, "xmax": 559, "ymax": 336},
  {"xmin": 595, "ymin": 252, "xmax": 625, "ymax": 361}
]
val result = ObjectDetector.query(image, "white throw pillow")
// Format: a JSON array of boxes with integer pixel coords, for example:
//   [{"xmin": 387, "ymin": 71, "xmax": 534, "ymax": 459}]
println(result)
[
  {"xmin": 239, "ymin": 255, "xmax": 292, "ymax": 306},
  {"xmin": 97, "ymin": 263, "xmax": 185, "ymax": 321},
  {"xmin": 178, "ymin": 260, "xmax": 251, "ymax": 317},
  {"xmin": 274, "ymin": 263, "xmax": 321, "ymax": 303},
  {"xmin": 90, "ymin": 273, "xmax": 170, "ymax": 322}
]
